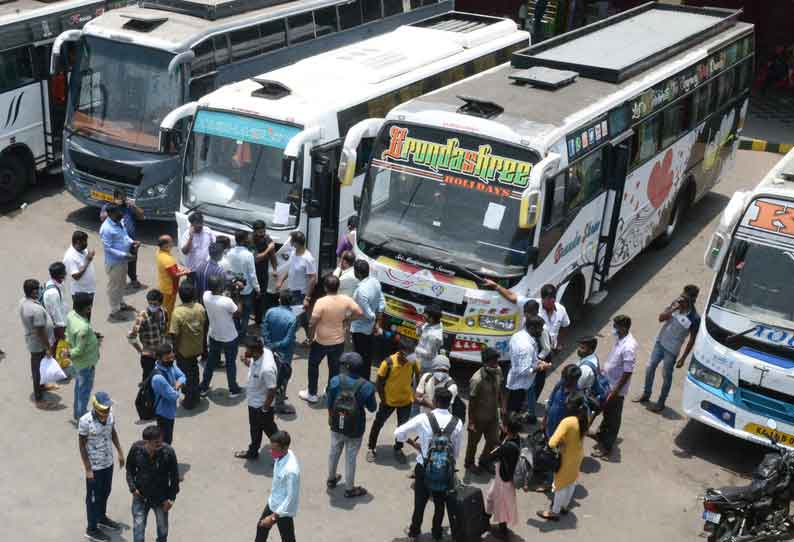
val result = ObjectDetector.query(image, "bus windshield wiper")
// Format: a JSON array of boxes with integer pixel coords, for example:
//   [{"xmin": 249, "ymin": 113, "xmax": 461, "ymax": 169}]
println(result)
[{"xmin": 726, "ymin": 325, "xmax": 759, "ymax": 342}]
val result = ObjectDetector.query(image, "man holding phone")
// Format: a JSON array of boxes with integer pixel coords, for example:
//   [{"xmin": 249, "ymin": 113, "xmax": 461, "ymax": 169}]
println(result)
[
  {"xmin": 100, "ymin": 190, "xmax": 144, "ymax": 290},
  {"xmin": 634, "ymin": 290, "xmax": 700, "ymax": 412}
]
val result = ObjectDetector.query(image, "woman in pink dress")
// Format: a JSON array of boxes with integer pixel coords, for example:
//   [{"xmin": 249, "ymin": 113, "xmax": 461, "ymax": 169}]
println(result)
[{"xmin": 484, "ymin": 413, "xmax": 522, "ymax": 540}]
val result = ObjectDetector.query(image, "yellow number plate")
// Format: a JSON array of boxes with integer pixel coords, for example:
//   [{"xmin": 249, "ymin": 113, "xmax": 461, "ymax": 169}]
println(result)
[
  {"xmin": 396, "ymin": 325, "xmax": 418, "ymax": 340},
  {"xmin": 90, "ymin": 190, "xmax": 115, "ymax": 202},
  {"xmin": 744, "ymin": 423, "xmax": 794, "ymax": 446}
]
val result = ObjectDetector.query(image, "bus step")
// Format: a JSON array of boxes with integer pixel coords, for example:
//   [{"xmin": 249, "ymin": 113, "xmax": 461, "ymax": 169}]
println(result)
[{"xmin": 587, "ymin": 290, "xmax": 608, "ymax": 305}]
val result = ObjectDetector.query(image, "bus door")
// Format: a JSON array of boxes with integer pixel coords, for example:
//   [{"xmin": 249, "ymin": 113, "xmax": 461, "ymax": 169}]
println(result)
[
  {"xmin": 34, "ymin": 43, "xmax": 69, "ymax": 156},
  {"xmin": 592, "ymin": 132, "xmax": 632, "ymax": 293},
  {"xmin": 310, "ymin": 143, "xmax": 342, "ymax": 272}
]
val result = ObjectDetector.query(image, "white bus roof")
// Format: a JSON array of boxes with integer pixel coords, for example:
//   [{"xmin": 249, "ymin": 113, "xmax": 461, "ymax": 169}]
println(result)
[
  {"xmin": 386, "ymin": 3, "xmax": 751, "ymax": 152},
  {"xmin": 0, "ymin": 0, "xmax": 100, "ymax": 24},
  {"xmin": 83, "ymin": 0, "xmax": 342, "ymax": 52},
  {"xmin": 196, "ymin": 13, "xmax": 527, "ymax": 126},
  {"xmin": 747, "ymin": 149, "xmax": 794, "ymax": 202}
]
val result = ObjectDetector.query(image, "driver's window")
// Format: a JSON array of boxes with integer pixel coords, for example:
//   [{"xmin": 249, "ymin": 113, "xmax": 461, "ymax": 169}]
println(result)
[{"xmin": 542, "ymin": 172, "xmax": 566, "ymax": 229}]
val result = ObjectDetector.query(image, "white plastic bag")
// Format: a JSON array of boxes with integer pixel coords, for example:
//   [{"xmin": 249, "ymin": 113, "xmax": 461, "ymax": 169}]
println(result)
[{"xmin": 40, "ymin": 355, "xmax": 67, "ymax": 385}]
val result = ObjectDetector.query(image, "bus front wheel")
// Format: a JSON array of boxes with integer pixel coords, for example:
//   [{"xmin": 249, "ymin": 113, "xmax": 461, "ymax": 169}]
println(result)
[{"xmin": 0, "ymin": 156, "xmax": 28, "ymax": 203}]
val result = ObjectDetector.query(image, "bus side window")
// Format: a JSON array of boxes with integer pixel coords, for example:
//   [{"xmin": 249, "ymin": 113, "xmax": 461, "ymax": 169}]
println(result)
[
  {"xmin": 692, "ymin": 81, "xmax": 715, "ymax": 125},
  {"xmin": 566, "ymin": 149, "xmax": 605, "ymax": 213},
  {"xmin": 717, "ymin": 67, "xmax": 736, "ymax": 108},
  {"xmin": 260, "ymin": 20, "xmax": 287, "ymax": 53},
  {"xmin": 213, "ymin": 35, "xmax": 230, "ymax": 68},
  {"xmin": 542, "ymin": 172, "xmax": 566, "ymax": 229},
  {"xmin": 362, "ymin": 0, "xmax": 382, "ymax": 23},
  {"xmin": 230, "ymin": 26, "xmax": 263, "ymax": 62},
  {"xmin": 338, "ymin": 0, "xmax": 363, "ymax": 30},
  {"xmin": 191, "ymin": 40, "xmax": 215, "ymax": 77},
  {"xmin": 631, "ymin": 115, "xmax": 661, "ymax": 167},
  {"xmin": 0, "ymin": 46, "xmax": 35, "ymax": 93},
  {"xmin": 354, "ymin": 137, "xmax": 374, "ymax": 175},
  {"xmin": 314, "ymin": 5, "xmax": 339, "ymax": 37},
  {"xmin": 288, "ymin": 12, "xmax": 316, "ymax": 44},
  {"xmin": 736, "ymin": 59, "xmax": 752, "ymax": 96},
  {"xmin": 661, "ymin": 98, "xmax": 691, "ymax": 149},
  {"xmin": 383, "ymin": 0, "xmax": 403, "ymax": 16}
]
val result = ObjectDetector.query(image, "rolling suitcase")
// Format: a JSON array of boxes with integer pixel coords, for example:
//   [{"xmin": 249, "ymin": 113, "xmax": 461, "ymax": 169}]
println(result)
[{"xmin": 452, "ymin": 484, "xmax": 488, "ymax": 542}]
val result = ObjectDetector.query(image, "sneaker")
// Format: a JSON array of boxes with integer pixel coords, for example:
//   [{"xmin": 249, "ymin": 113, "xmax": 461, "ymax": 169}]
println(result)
[
  {"xmin": 199, "ymin": 387, "xmax": 210, "ymax": 398},
  {"xmin": 298, "ymin": 389, "xmax": 319, "ymax": 403},
  {"xmin": 229, "ymin": 388, "xmax": 245, "ymax": 398},
  {"xmin": 632, "ymin": 394, "xmax": 650, "ymax": 403},
  {"xmin": 274, "ymin": 404, "xmax": 296, "ymax": 415},
  {"xmin": 366, "ymin": 449, "xmax": 376, "ymax": 463},
  {"xmin": 108, "ymin": 311, "xmax": 127, "ymax": 322},
  {"xmin": 85, "ymin": 528, "xmax": 111, "ymax": 541},
  {"xmin": 97, "ymin": 517, "xmax": 121, "ymax": 531},
  {"xmin": 647, "ymin": 402, "xmax": 665, "ymax": 413}
]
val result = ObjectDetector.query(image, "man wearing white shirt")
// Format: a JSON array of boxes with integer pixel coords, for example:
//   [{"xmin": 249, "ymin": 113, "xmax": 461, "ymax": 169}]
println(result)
[
  {"xmin": 227, "ymin": 230, "xmax": 261, "ymax": 333},
  {"xmin": 236, "ymin": 336, "xmax": 279, "ymax": 460},
  {"xmin": 394, "ymin": 388, "xmax": 463, "ymax": 542},
  {"xmin": 506, "ymin": 316, "xmax": 548, "ymax": 423},
  {"xmin": 63, "ymin": 231, "xmax": 96, "ymax": 310},
  {"xmin": 333, "ymin": 251, "xmax": 359, "ymax": 297},
  {"xmin": 199, "ymin": 275, "xmax": 243, "ymax": 397},
  {"xmin": 42, "ymin": 262, "xmax": 69, "ymax": 344},
  {"xmin": 180, "ymin": 212, "xmax": 216, "ymax": 271}
]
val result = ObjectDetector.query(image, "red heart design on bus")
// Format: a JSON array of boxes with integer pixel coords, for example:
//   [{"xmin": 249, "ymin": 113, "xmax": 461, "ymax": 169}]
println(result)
[{"xmin": 647, "ymin": 149, "xmax": 674, "ymax": 209}]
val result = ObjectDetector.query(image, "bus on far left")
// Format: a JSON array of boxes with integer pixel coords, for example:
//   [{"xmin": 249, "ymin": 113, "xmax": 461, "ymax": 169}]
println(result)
[{"xmin": 0, "ymin": 0, "xmax": 128, "ymax": 203}]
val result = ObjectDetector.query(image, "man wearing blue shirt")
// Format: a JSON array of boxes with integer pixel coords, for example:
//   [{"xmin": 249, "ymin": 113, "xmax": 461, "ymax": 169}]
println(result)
[
  {"xmin": 227, "ymin": 230, "xmax": 260, "ymax": 333},
  {"xmin": 256, "ymin": 430, "xmax": 300, "ymax": 542},
  {"xmin": 351, "ymin": 260, "xmax": 385, "ymax": 381},
  {"xmin": 151, "ymin": 343, "xmax": 186, "ymax": 445},
  {"xmin": 262, "ymin": 292, "xmax": 298, "ymax": 413},
  {"xmin": 100, "ymin": 205, "xmax": 140, "ymax": 320},
  {"xmin": 100, "ymin": 191, "xmax": 144, "ymax": 290}
]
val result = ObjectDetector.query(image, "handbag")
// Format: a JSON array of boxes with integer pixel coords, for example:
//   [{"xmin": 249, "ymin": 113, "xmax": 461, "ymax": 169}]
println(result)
[
  {"xmin": 40, "ymin": 355, "xmax": 67, "ymax": 385},
  {"xmin": 55, "ymin": 339, "xmax": 71, "ymax": 369}
]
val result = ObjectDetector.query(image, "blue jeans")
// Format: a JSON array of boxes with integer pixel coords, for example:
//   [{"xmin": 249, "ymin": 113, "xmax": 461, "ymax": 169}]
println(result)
[
  {"xmin": 86, "ymin": 466, "xmax": 112, "ymax": 530},
  {"xmin": 236, "ymin": 292, "xmax": 254, "ymax": 334},
  {"xmin": 643, "ymin": 341, "xmax": 677, "ymax": 405},
  {"xmin": 132, "ymin": 495, "xmax": 169, "ymax": 542},
  {"xmin": 73, "ymin": 366, "xmax": 95, "ymax": 420},
  {"xmin": 307, "ymin": 342, "xmax": 343, "ymax": 396},
  {"xmin": 201, "ymin": 337, "xmax": 240, "ymax": 392},
  {"xmin": 526, "ymin": 383, "xmax": 537, "ymax": 418}
]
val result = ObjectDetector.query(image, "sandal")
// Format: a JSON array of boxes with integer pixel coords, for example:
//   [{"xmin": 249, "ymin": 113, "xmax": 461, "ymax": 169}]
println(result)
[
  {"xmin": 234, "ymin": 450, "xmax": 257, "ymax": 459},
  {"xmin": 344, "ymin": 486, "xmax": 367, "ymax": 498},
  {"xmin": 326, "ymin": 475, "xmax": 342, "ymax": 488},
  {"xmin": 35, "ymin": 400, "xmax": 58, "ymax": 411},
  {"xmin": 536, "ymin": 510, "xmax": 560, "ymax": 521},
  {"xmin": 366, "ymin": 450, "xmax": 376, "ymax": 463}
]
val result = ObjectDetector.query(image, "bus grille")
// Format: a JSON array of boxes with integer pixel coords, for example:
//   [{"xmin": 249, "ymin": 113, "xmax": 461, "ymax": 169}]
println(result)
[
  {"xmin": 71, "ymin": 149, "xmax": 142, "ymax": 186},
  {"xmin": 380, "ymin": 283, "xmax": 466, "ymax": 316},
  {"xmin": 738, "ymin": 380, "xmax": 794, "ymax": 425}
]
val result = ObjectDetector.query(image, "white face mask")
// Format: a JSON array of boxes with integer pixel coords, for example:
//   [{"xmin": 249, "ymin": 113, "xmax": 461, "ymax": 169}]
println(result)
[
  {"xmin": 613, "ymin": 327, "xmax": 620, "ymax": 337},
  {"xmin": 433, "ymin": 371, "xmax": 448, "ymax": 382}
]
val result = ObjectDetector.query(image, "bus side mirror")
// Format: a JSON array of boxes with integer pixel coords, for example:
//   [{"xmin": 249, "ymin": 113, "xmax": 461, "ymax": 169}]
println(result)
[
  {"xmin": 50, "ymin": 30, "xmax": 82, "ymax": 75},
  {"xmin": 519, "ymin": 190, "xmax": 540, "ymax": 229},
  {"xmin": 704, "ymin": 232, "xmax": 727, "ymax": 271},
  {"xmin": 282, "ymin": 157, "xmax": 299, "ymax": 184},
  {"xmin": 526, "ymin": 246, "xmax": 539, "ymax": 268},
  {"xmin": 160, "ymin": 128, "xmax": 183, "ymax": 154},
  {"xmin": 338, "ymin": 147, "xmax": 357, "ymax": 187}
]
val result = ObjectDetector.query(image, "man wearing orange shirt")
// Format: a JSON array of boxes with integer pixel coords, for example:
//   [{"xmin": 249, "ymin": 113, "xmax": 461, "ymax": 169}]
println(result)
[{"xmin": 156, "ymin": 236, "xmax": 190, "ymax": 317}]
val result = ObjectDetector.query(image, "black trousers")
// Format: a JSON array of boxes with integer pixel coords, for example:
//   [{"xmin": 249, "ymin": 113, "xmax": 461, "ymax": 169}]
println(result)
[
  {"xmin": 128, "ymin": 257, "xmax": 138, "ymax": 282},
  {"xmin": 177, "ymin": 354, "xmax": 200, "ymax": 409},
  {"xmin": 248, "ymin": 406, "xmax": 279, "ymax": 457},
  {"xmin": 506, "ymin": 389, "xmax": 526, "ymax": 414},
  {"xmin": 255, "ymin": 505, "xmax": 295, "ymax": 542},
  {"xmin": 141, "ymin": 354, "xmax": 156, "ymax": 383},
  {"xmin": 351, "ymin": 332, "xmax": 374, "ymax": 381},
  {"xmin": 533, "ymin": 368, "xmax": 548, "ymax": 399},
  {"xmin": 597, "ymin": 395, "xmax": 625, "ymax": 453},
  {"xmin": 157, "ymin": 416, "xmax": 175, "ymax": 445},
  {"xmin": 367, "ymin": 403, "xmax": 411, "ymax": 451},
  {"xmin": 408, "ymin": 463, "xmax": 457, "ymax": 540},
  {"xmin": 30, "ymin": 350, "xmax": 45, "ymax": 401}
]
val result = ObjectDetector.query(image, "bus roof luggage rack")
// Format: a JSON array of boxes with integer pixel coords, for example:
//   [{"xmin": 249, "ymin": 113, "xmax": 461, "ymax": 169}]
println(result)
[
  {"xmin": 140, "ymin": 0, "xmax": 293, "ymax": 21},
  {"xmin": 510, "ymin": 1, "xmax": 742, "ymax": 84},
  {"xmin": 509, "ymin": 67, "xmax": 578, "ymax": 89},
  {"xmin": 456, "ymin": 95, "xmax": 503, "ymax": 119}
]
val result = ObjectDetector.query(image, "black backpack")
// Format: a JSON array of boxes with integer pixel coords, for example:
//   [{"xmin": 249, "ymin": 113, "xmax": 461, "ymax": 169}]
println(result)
[
  {"xmin": 330, "ymin": 376, "xmax": 365, "ymax": 437},
  {"xmin": 135, "ymin": 368, "xmax": 163, "ymax": 421}
]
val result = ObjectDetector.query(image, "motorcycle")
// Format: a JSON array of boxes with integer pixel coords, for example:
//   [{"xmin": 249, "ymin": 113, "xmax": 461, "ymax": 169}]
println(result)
[{"xmin": 701, "ymin": 424, "xmax": 794, "ymax": 542}]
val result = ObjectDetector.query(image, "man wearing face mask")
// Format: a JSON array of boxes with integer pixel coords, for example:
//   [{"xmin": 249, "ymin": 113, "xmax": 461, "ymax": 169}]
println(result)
[
  {"xmin": 415, "ymin": 354, "xmax": 458, "ymax": 415},
  {"xmin": 63, "ymin": 231, "xmax": 97, "ymax": 311},
  {"xmin": 465, "ymin": 348, "xmax": 506, "ymax": 476},
  {"xmin": 42, "ymin": 262, "xmax": 69, "ymax": 347},
  {"xmin": 151, "ymin": 343, "xmax": 186, "ymax": 445},
  {"xmin": 593, "ymin": 315, "xmax": 636, "ymax": 460},
  {"xmin": 67, "ymin": 293, "xmax": 102, "ymax": 420},
  {"xmin": 235, "ymin": 336, "xmax": 279, "ymax": 461},
  {"xmin": 575, "ymin": 337, "xmax": 599, "ymax": 391},
  {"xmin": 506, "ymin": 316, "xmax": 549, "ymax": 422},
  {"xmin": 255, "ymin": 431, "xmax": 300, "ymax": 542},
  {"xmin": 129, "ymin": 290, "xmax": 169, "ymax": 383}
]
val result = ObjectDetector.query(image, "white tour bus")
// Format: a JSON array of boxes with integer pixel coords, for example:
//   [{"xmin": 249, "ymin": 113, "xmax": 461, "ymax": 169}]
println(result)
[
  {"xmin": 49, "ymin": 0, "xmax": 454, "ymax": 219},
  {"xmin": 166, "ymin": 12, "xmax": 529, "ymax": 271},
  {"xmin": 0, "ymin": 0, "xmax": 128, "ymax": 202},
  {"xmin": 684, "ymin": 148, "xmax": 794, "ymax": 448},
  {"xmin": 339, "ymin": 3, "xmax": 753, "ymax": 361}
]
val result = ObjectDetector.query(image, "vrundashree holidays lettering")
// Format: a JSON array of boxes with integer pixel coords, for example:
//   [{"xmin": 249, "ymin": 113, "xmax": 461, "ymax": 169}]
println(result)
[{"xmin": 382, "ymin": 126, "xmax": 532, "ymax": 188}]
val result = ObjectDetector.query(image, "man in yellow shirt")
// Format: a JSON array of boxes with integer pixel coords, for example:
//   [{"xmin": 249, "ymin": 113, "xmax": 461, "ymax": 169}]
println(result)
[
  {"xmin": 367, "ymin": 337, "xmax": 419, "ymax": 464},
  {"xmin": 156, "ymin": 235, "xmax": 189, "ymax": 317}
]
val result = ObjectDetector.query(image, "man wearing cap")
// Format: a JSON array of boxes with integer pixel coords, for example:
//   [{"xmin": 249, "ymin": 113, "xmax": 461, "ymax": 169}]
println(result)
[
  {"xmin": 151, "ymin": 343, "xmax": 186, "ymax": 445},
  {"xmin": 326, "ymin": 352, "xmax": 376, "ymax": 498},
  {"xmin": 415, "ymin": 355, "xmax": 458, "ymax": 415},
  {"xmin": 236, "ymin": 336, "xmax": 279, "ymax": 460},
  {"xmin": 465, "ymin": 348, "xmax": 505, "ymax": 475},
  {"xmin": 78, "ymin": 392, "xmax": 125, "ymax": 542}
]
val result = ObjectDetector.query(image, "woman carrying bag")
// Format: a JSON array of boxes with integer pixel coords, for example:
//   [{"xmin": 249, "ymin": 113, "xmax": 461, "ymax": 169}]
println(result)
[
  {"xmin": 484, "ymin": 413, "xmax": 523, "ymax": 540},
  {"xmin": 537, "ymin": 393, "xmax": 589, "ymax": 521}
]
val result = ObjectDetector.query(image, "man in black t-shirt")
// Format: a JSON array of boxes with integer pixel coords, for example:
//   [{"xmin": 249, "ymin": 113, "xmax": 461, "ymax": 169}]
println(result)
[{"xmin": 252, "ymin": 221, "xmax": 278, "ymax": 325}]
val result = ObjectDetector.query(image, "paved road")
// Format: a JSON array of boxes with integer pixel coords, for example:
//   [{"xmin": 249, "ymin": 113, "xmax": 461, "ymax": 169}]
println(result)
[{"xmin": 0, "ymin": 149, "xmax": 784, "ymax": 542}]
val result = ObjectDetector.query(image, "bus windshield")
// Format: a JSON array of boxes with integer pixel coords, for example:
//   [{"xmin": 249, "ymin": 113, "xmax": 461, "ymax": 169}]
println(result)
[
  {"xmin": 67, "ymin": 36, "xmax": 181, "ymax": 152},
  {"xmin": 359, "ymin": 123, "xmax": 539, "ymax": 277},
  {"xmin": 183, "ymin": 110, "xmax": 302, "ymax": 228},
  {"xmin": 712, "ymin": 237, "xmax": 794, "ymax": 331}
]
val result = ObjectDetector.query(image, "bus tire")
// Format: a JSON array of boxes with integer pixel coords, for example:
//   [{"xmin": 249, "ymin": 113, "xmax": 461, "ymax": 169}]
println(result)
[
  {"xmin": 652, "ymin": 183, "xmax": 692, "ymax": 249},
  {"xmin": 560, "ymin": 275, "xmax": 585, "ymax": 324},
  {"xmin": 0, "ymin": 155, "xmax": 28, "ymax": 203}
]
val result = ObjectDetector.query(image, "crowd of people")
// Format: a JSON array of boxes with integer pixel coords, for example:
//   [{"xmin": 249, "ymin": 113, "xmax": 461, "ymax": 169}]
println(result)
[{"xmin": 17, "ymin": 194, "xmax": 703, "ymax": 542}]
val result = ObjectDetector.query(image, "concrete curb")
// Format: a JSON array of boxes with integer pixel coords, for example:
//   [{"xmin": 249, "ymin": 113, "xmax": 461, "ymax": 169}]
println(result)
[{"xmin": 739, "ymin": 137, "xmax": 794, "ymax": 154}]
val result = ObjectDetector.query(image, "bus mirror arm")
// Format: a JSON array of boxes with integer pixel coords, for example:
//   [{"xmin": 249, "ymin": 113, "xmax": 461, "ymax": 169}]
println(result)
[
  {"xmin": 159, "ymin": 102, "xmax": 198, "ymax": 153},
  {"xmin": 50, "ymin": 30, "xmax": 82, "ymax": 75},
  {"xmin": 281, "ymin": 127, "xmax": 322, "ymax": 184},
  {"xmin": 338, "ymin": 118, "xmax": 384, "ymax": 186},
  {"xmin": 168, "ymin": 51, "xmax": 195, "ymax": 76}
]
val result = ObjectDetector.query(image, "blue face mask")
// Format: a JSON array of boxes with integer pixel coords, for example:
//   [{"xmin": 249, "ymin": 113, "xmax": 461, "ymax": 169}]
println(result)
[{"xmin": 433, "ymin": 372, "xmax": 448, "ymax": 382}]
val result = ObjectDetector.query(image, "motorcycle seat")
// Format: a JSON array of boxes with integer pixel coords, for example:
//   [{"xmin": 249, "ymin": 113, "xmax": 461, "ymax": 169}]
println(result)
[{"xmin": 711, "ymin": 483, "xmax": 763, "ymax": 502}]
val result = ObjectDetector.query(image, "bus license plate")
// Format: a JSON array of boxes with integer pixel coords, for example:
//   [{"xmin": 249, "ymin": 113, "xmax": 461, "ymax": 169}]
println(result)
[
  {"xmin": 702, "ymin": 511, "xmax": 721, "ymax": 524},
  {"xmin": 90, "ymin": 190, "xmax": 115, "ymax": 202},
  {"xmin": 396, "ymin": 325, "xmax": 418, "ymax": 340},
  {"xmin": 744, "ymin": 423, "xmax": 794, "ymax": 446}
]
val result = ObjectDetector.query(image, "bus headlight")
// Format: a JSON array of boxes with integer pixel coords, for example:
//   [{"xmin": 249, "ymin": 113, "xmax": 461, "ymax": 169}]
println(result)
[
  {"xmin": 478, "ymin": 314, "xmax": 516, "ymax": 332},
  {"xmin": 143, "ymin": 181, "xmax": 171, "ymax": 198},
  {"xmin": 689, "ymin": 357, "xmax": 724, "ymax": 388}
]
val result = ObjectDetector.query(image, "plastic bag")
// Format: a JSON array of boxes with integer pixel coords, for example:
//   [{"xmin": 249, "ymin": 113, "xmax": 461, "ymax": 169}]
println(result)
[
  {"xmin": 40, "ymin": 355, "xmax": 67, "ymax": 385},
  {"xmin": 55, "ymin": 339, "xmax": 71, "ymax": 369}
]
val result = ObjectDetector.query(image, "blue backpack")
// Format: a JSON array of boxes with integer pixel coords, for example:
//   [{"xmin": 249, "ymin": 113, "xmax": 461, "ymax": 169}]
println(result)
[
  {"xmin": 580, "ymin": 357, "xmax": 610, "ymax": 405},
  {"xmin": 424, "ymin": 412, "xmax": 458, "ymax": 493}
]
